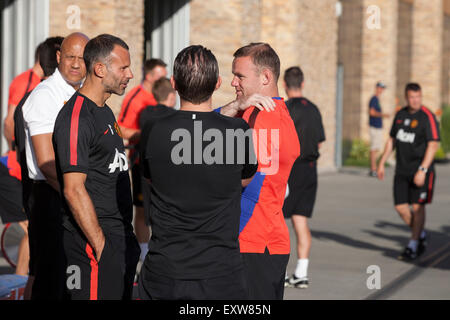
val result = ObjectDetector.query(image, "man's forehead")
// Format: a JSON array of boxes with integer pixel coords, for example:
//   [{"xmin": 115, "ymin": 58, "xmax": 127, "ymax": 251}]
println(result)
[
  {"xmin": 62, "ymin": 42, "xmax": 85, "ymax": 55},
  {"xmin": 232, "ymin": 56, "xmax": 256, "ymax": 71},
  {"xmin": 111, "ymin": 46, "xmax": 130, "ymax": 63}
]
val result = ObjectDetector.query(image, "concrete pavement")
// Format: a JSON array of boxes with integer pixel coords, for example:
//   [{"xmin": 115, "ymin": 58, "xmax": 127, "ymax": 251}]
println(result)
[{"xmin": 284, "ymin": 164, "xmax": 450, "ymax": 300}]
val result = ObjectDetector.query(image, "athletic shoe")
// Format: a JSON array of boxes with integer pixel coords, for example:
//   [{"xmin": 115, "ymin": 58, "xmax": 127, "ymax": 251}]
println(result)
[
  {"xmin": 398, "ymin": 247, "xmax": 417, "ymax": 261},
  {"xmin": 418, "ymin": 236, "xmax": 428, "ymax": 256},
  {"xmin": 284, "ymin": 275, "xmax": 290, "ymax": 287},
  {"xmin": 368, "ymin": 171, "xmax": 378, "ymax": 178},
  {"xmin": 286, "ymin": 275, "xmax": 309, "ymax": 289}
]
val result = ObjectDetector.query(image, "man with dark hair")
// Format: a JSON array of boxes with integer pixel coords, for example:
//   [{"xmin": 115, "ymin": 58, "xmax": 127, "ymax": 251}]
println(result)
[
  {"xmin": 217, "ymin": 42, "xmax": 300, "ymax": 300},
  {"xmin": 282, "ymin": 66, "xmax": 325, "ymax": 289},
  {"xmin": 2, "ymin": 36, "xmax": 64, "ymax": 282},
  {"xmin": 22, "ymin": 32, "xmax": 88, "ymax": 300},
  {"xmin": 139, "ymin": 78, "xmax": 176, "ymax": 129},
  {"xmin": 378, "ymin": 83, "xmax": 440, "ymax": 260},
  {"xmin": 368, "ymin": 81, "xmax": 389, "ymax": 177},
  {"xmin": 53, "ymin": 34, "xmax": 140, "ymax": 300},
  {"xmin": 138, "ymin": 45, "xmax": 258, "ymax": 300},
  {"xmin": 117, "ymin": 58, "xmax": 167, "ymax": 262},
  {"xmin": 3, "ymin": 42, "xmax": 46, "ymax": 150}
]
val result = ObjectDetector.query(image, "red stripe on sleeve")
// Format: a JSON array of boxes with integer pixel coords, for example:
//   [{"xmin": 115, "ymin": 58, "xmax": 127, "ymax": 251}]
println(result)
[
  {"xmin": 70, "ymin": 96, "xmax": 84, "ymax": 165},
  {"xmin": 85, "ymin": 243, "xmax": 99, "ymax": 300},
  {"xmin": 421, "ymin": 106, "xmax": 439, "ymax": 140}
]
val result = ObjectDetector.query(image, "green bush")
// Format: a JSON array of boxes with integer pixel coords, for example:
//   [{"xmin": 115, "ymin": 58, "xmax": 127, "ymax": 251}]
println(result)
[
  {"xmin": 343, "ymin": 139, "xmax": 370, "ymax": 167},
  {"xmin": 440, "ymin": 104, "xmax": 450, "ymax": 153},
  {"xmin": 435, "ymin": 146, "xmax": 446, "ymax": 160}
]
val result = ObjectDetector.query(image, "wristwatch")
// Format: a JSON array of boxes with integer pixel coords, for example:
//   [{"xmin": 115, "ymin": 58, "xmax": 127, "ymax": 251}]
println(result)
[{"xmin": 418, "ymin": 166, "xmax": 428, "ymax": 173}]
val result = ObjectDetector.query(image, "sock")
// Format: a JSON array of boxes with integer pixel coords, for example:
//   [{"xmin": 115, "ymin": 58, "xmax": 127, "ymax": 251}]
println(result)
[
  {"xmin": 420, "ymin": 230, "xmax": 426, "ymax": 239},
  {"xmin": 139, "ymin": 242, "xmax": 149, "ymax": 261},
  {"xmin": 407, "ymin": 240, "xmax": 418, "ymax": 252},
  {"xmin": 294, "ymin": 259, "xmax": 309, "ymax": 279}
]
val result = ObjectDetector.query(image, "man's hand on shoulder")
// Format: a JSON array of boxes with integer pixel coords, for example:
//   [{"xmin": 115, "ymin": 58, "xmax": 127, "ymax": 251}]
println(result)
[{"xmin": 221, "ymin": 94, "xmax": 275, "ymax": 117}]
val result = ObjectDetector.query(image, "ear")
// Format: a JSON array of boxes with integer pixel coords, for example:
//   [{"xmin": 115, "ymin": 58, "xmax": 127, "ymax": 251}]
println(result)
[
  {"xmin": 261, "ymin": 68, "xmax": 271, "ymax": 86},
  {"xmin": 93, "ymin": 62, "xmax": 106, "ymax": 78},
  {"xmin": 215, "ymin": 76, "xmax": 222, "ymax": 91},
  {"xmin": 56, "ymin": 50, "xmax": 61, "ymax": 64},
  {"xmin": 282, "ymin": 80, "xmax": 287, "ymax": 91},
  {"xmin": 301, "ymin": 81, "xmax": 305, "ymax": 90},
  {"xmin": 170, "ymin": 76, "xmax": 177, "ymax": 91},
  {"xmin": 144, "ymin": 71, "xmax": 152, "ymax": 83}
]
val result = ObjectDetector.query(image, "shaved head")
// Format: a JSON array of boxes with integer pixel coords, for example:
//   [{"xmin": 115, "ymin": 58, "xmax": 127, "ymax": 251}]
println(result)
[
  {"xmin": 60, "ymin": 32, "xmax": 89, "ymax": 53},
  {"xmin": 57, "ymin": 32, "xmax": 89, "ymax": 88}
]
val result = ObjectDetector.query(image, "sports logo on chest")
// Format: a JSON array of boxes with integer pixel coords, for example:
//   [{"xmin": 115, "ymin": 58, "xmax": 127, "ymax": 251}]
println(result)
[
  {"xmin": 108, "ymin": 148, "xmax": 128, "ymax": 173},
  {"xmin": 396, "ymin": 128, "xmax": 415, "ymax": 143}
]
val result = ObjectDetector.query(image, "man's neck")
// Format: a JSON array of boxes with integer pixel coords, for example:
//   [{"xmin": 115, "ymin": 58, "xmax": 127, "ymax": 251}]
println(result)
[
  {"xmin": 78, "ymin": 77, "xmax": 110, "ymax": 107},
  {"xmin": 260, "ymin": 85, "xmax": 279, "ymax": 99},
  {"xmin": 32, "ymin": 63, "xmax": 44, "ymax": 78},
  {"xmin": 180, "ymin": 98, "xmax": 212, "ymax": 112},
  {"xmin": 58, "ymin": 67, "xmax": 82, "ymax": 90},
  {"xmin": 407, "ymin": 105, "xmax": 421, "ymax": 114},
  {"xmin": 141, "ymin": 80, "xmax": 152, "ymax": 94},
  {"xmin": 286, "ymin": 89, "xmax": 303, "ymax": 99}
]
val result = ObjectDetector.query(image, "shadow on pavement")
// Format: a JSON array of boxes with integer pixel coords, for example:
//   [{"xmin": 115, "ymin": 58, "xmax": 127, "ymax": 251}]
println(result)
[
  {"xmin": 311, "ymin": 221, "xmax": 450, "ymax": 270},
  {"xmin": 367, "ymin": 221, "xmax": 450, "ymax": 271},
  {"xmin": 311, "ymin": 230, "xmax": 402, "ymax": 259}
]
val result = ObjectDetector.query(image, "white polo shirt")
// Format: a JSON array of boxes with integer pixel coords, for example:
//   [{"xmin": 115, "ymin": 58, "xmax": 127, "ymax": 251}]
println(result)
[{"xmin": 22, "ymin": 68, "xmax": 76, "ymax": 180}]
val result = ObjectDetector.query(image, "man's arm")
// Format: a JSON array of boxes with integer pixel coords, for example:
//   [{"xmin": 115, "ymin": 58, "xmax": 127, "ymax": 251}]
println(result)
[
  {"xmin": 369, "ymin": 108, "xmax": 389, "ymax": 118},
  {"xmin": 119, "ymin": 125, "xmax": 140, "ymax": 142},
  {"xmin": 220, "ymin": 94, "xmax": 276, "ymax": 117},
  {"xmin": 31, "ymin": 133, "xmax": 60, "ymax": 191},
  {"xmin": 413, "ymin": 141, "xmax": 440, "ymax": 187},
  {"xmin": 3, "ymin": 104, "xmax": 17, "ymax": 149},
  {"xmin": 377, "ymin": 137, "xmax": 394, "ymax": 180},
  {"xmin": 63, "ymin": 172, "xmax": 105, "ymax": 260}
]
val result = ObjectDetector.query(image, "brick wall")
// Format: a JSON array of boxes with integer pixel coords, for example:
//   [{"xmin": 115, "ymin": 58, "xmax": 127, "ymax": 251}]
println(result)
[
  {"xmin": 49, "ymin": 0, "xmax": 145, "ymax": 115},
  {"xmin": 190, "ymin": 0, "xmax": 338, "ymax": 170}
]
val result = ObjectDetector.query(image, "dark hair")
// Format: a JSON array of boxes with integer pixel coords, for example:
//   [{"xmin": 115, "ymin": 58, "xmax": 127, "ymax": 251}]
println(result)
[
  {"xmin": 144, "ymin": 58, "xmax": 167, "ymax": 76},
  {"xmin": 233, "ymin": 42, "xmax": 280, "ymax": 81},
  {"xmin": 284, "ymin": 66, "xmax": 304, "ymax": 89},
  {"xmin": 173, "ymin": 45, "xmax": 219, "ymax": 104},
  {"xmin": 152, "ymin": 77, "xmax": 175, "ymax": 103},
  {"xmin": 83, "ymin": 34, "xmax": 129, "ymax": 73},
  {"xmin": 405, "ymin": 83, "xmax": 421, "ymax": 97},
  {"xmin": 38, "ymin": 36, "xmax": 64, "ymax": 77}
]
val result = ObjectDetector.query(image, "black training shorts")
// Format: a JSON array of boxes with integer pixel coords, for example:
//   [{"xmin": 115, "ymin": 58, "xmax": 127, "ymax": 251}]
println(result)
[
  {"xmin": 394, "ymin": 170, "xmax": 436, "ymax": 205},
  {"xmin": 283, "ymin": 160, "xmax": 318, "ymax": 218}
]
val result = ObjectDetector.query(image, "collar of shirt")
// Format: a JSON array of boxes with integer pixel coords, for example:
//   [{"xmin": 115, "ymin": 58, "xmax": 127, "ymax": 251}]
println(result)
[{"xmin": 49, "ymin": 68, "xmax": 77, "ymax": 96}]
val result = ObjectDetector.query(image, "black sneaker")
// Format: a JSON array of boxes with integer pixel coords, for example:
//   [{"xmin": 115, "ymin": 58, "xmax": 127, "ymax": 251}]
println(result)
[
  {"xmin": 368, "ymin": 171, "xmax": 378, "ymax": 178},
  {"xmin": 418, "ymin": 236, "xmax": 428, "ymax": 256},
  {"xmin": 398, "ymin": 247, "xmax": 417, "ymax": 261},
  {"xmin": 286, "ymin": 275, "xmax": 309, "ymax": 289}
]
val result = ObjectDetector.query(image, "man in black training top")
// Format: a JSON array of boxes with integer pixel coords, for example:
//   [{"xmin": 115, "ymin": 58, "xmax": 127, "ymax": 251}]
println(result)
[
  {"xmin": 282, "ymin": 67, "xmax": 325, "ymax": 289},
  {"xmin": 137, "ymin": 77, "xmax": 176, "ymax": 237},
  {"xmin": 377, "ymin": 83, "xmax": 440, "ymax": 261},
  {"xmin": 139, "ymin": 77, "xmax": 176, "ymax": 129},
  {"xmin": 138, "ymin": 45, "xmax": 258, "ymax": 300},
  {"xmin": 53, "ymin": 34, "xmax": 140, "ymax": 300}
]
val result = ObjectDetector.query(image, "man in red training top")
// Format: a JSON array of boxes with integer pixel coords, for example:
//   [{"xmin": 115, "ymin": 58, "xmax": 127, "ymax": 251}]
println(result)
[
  {"xmin": 3, "ymin": 43, "xmax": 44, "ymax": 150},
  {"xmin": 220, "ymin": 43, "xmax": 300, "ymax": 300}
]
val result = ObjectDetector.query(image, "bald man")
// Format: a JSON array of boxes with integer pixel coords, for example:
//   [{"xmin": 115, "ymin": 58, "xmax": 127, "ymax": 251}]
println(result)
[{"xmin": 22, "ymin": 32, "xmax": 89, "ymax": 300}]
